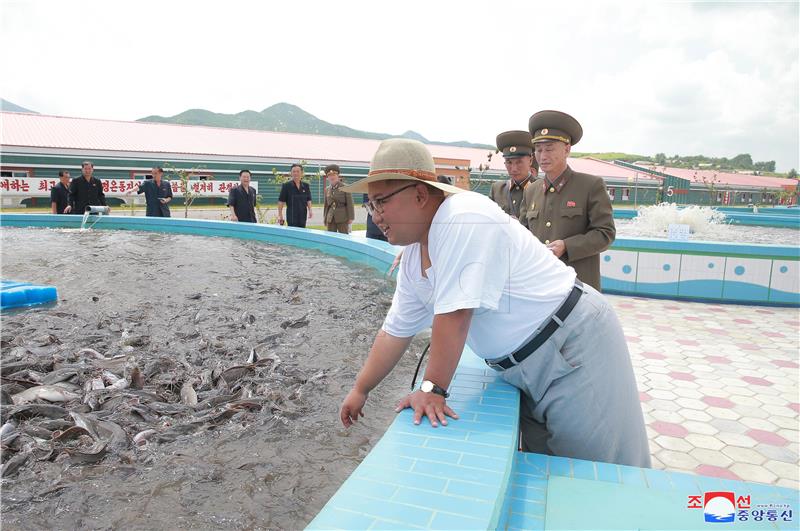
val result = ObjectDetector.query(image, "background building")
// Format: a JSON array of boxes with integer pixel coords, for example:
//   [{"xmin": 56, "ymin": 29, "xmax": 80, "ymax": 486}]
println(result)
[{"xmin": 1, "ymin": 112, "xmax": 796, "ymax": 208}]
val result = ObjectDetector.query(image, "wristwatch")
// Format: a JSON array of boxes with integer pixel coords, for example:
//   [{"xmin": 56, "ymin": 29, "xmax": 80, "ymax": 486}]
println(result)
[{"xmin": 420, "ymin": 380, "xmax": 449, "ymax": 398}]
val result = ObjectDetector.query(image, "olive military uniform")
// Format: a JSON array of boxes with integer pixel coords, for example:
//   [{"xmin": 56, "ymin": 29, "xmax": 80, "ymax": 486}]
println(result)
[
  {"xmin": 520, "ymin": 110, "xmax": 615, "ymax": 291},
  {"xmin": 323, "ymin": 165, "xmax": 355, "ymax": 233},
  {"xmin": 490, "ymin": 130, "xmax": 537, "ymax": 219},
  {"xmin": 490, "ymin": 178, "xmax": 533, "ymax": 219},
  {"xmin": 519, "ymin": 166, "xmax": 615, "ymax": 290}
]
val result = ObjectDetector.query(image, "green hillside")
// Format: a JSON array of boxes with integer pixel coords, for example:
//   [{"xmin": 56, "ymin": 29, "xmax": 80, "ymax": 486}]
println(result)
[{"xmin": 138, "ymin": 103, "xmax": 493, "ymax": 149}]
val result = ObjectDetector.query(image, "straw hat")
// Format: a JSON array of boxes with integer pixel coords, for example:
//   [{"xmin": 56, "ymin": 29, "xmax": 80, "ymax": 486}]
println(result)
[{"xmin": 342, "ymin": 138, "xmax": 464, "ymax": 195}]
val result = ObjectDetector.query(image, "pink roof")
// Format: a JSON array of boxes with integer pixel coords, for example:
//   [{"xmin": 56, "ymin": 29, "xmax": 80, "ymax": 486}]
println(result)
[
  {"xmin": 4, "ymin": 113, "xmax": 788, "ymax": 188},
  {"xmin": 1, "ymin": 111, "xmax": 506, "ymax": 170},
  {"xmin": 0, "ymin": 112, "xmax": 647, "ymax": 180},
  {"xmin": 637, "ymin": 164, "xmax": 796, "ymax": 189}
]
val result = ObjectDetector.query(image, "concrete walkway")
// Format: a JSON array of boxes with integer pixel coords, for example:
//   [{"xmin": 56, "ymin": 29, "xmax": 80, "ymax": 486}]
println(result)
[{"xmin": 609, "ymin": 294, "xmax": 799, "ymax": 489}]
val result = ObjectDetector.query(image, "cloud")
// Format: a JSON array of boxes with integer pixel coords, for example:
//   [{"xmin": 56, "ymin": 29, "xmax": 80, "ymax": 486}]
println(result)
[{"xmin": 1, "ymin": 0, "xmax": 797, "ymax": 170}]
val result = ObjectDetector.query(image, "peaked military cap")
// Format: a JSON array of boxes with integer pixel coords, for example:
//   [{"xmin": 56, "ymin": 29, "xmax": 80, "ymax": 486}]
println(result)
[
  {"xmin": 496, "ymin": 130, "xmax": 534, "ymax": 159},
  {"xmin": 324, "ymin": 164, "xmax": 341, "ymax": 175},
  {"xmin": 529, "ymin": 110, "xmax": 583, "ymax": 146}
]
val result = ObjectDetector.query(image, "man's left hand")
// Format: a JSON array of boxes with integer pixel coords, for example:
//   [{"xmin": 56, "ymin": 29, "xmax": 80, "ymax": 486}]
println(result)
[
  {"xmin": 395, "ymin": 390, "xmax": 458, "ymax": 427},
  {"xmin": 546, "ymin": 239, "xmax": 566, "ymax": 258}
]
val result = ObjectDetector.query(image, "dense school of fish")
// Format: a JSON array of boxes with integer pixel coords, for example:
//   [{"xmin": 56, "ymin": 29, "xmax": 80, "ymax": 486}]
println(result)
[{"xmin": 1, "ymin": 309, "xmax": 330, "ymax": 482}]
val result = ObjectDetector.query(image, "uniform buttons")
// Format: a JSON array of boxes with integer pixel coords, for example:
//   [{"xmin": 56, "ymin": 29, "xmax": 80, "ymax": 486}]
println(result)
[
  {"xmin": 545, "ymin": 239, "xmax": 550, "ymax": 244},
  {"xmin": 549, "ymin": 187, "xmax": 555, "ymax": 193},
  {"xmin": 546, "ymin": 221, "xmax": 551, "ymax": 227}
]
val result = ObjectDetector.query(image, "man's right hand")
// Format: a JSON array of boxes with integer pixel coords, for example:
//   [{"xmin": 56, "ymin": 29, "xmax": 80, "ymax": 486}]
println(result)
[
  {"xmin": 278, "ymin": 217, "xmax": 285, "ymax": 226},
  {"xmin": 340, "ymin": 388, "xmax": 368, "ymax": 427},
  {"xmin": 230, "ymin": 214, "xmax": 238, "ymax": 222},
  {"xmin": 63, "ymin": 206, "xmax": 72, "ymax": 214}
]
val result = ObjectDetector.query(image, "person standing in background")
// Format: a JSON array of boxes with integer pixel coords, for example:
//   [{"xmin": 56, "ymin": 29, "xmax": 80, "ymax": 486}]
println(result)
[
  {"xmin": 519, "ymin": 111, "xmax": 615, "ymax": 291},
  {"xmin": 277, "ymin": 163, "xmax": 313, "ymax": 228},
  {"xmin": 323, "ymin": 164, "xmax": 354, "ymax": 233},
  {"xmin": 227, "ymin": 169, "xmax": 258, "ymax": 223},
  {"xmin": 51, "ymin": 170, "xmax": 72, "ymax": 214},
  {"xmin": 68, "ymin": 161, "xmax": 108, "ymax": 215}
]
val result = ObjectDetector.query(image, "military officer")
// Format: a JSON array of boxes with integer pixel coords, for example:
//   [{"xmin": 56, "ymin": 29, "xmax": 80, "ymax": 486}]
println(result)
[
  {"xmin": 323, "ymin": 164, "xmax": 355, "ymax": 233},
  {"xmin": 519, "ymin": 111, "xmax": 615, "ymax": 291},
  {"xmin": 489, "ymin": 130, "xmax": 537, "ymax": 219}
]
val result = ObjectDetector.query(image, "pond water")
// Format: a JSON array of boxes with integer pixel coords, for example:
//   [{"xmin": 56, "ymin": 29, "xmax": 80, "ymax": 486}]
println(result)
[
  {"xmin": 616, "ymin": 204, "xmax": 798, "ymax": 245},
  {"xmin": 0, "ymin": 228, "xmax": 420, "ymax": 530}
]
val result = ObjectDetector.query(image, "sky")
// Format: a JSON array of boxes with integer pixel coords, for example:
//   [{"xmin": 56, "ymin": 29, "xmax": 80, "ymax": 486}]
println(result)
[{"xmin": 1, "ymin": 1, "xmax": 798, "ymax": 171}]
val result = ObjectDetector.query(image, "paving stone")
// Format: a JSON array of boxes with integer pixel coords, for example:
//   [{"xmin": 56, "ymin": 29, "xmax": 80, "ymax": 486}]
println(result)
[
  {"xmin": 680, "ymin": 409, "xmax": 713, "ymax": 422},
  {"xmin": 768, "ymin": 415, "xmax": 799, "ymax": 430},
  {"xmin": 739, "ymin": 418, "xmax": 780, "ymax": 432},
  {"xmin": 702, "ymin": 396, "xmax": 735, "ymax": 408},
  {"xmin": 682, "ymin": 421, "xmax": 718, "ymax": 436},
  {"xmin": 763, "ymin": 460, "xmax": 800, "ymax": 481},
  {"xmin": 716, "ymin": 432, "xmax": 758, "ymax": 448},
  {"xmin": 650, "ymin": 421, "xmax": 689, "ymax": 438},
  {"xmin": 746, "ymin": 429, "xmax": 789, "ymax": 446},
  {"xmin": 694, "ymin": 464, "xmax": 741, "ymax": 480},
  {"xmin": 705, "ymin": 407, "xmax": 742, "ymax": 421},
  {"xmin": 647, "ymin": 389, "xmax": 677, "ymax": 401},
  {"xmin": 729, "ymin": 463, "xmax": 778, "ymax": 484},
  {"xmin": 729, "ymin": 394, "xmax": 766, "ymax": 407},
  {"xmin": 689, "ymin": 448, "xmax": 733, "ymax": 468},
  {"xmin": 732, "ymin": 405, "xmax": 771, "ymax": 419},
  {"xmin": 672, "ymin": 387, "xmax": 703, "ymax": 399},
  {"xmin": 762, "ymin": 404, "xmax": 799, "ymax": 418},
  {"xmin": 647, "ymin": 399, "xmax": 682, "ymax": 413},
  {"xmin": 776, "ymin": 429, "xmax": 798, "ymax": 443},
  {"xmin": 685, "ymin": 434, "xmax": 725, "ymax": 451},
  {"xmin": 755, "ymin": 444, "xmax": 798, "ymax": 465},
  {"xmin": 675, "ymin": 397, "xmax": 707, "ymax": 411},
  {"xmin": 650, "ymin": 410, "xmax": 686, "ymax": 424},
  {"xmin": 721, "ymin": 446, "xmax": 768, "ymax": 465},
  {"xmin": 656, "ymin": 450, "xmax": 700, "ymax": 471},
  {"xmin": 654, "ymin": 435, "xmax": 694, "ymax": 452}
]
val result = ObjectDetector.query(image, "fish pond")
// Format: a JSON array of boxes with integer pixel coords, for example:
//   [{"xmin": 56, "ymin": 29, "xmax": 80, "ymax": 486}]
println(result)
[{"xmin": 0, "ymin": 228, "xmax": 420, "ymax": 529}]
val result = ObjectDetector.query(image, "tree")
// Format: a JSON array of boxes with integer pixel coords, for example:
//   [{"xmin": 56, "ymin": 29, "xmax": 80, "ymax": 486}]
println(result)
[
  {"xmin": 699, "ymin": 171, "xmax": 720, "ymax": 206},
  {"xmin": 166, "ymin": 164, "xmax": 210, "ymax": 218},
  {"xmin": 788, "ymin": 168, "xmax": 798, "ymax": 179},
  {"xmin": 730, "ymin": 153, "xmax": 754, "ymax": 170},
  {"xmin": 654, "ymin": 153, "xmax": 667, "ymax": 165}
]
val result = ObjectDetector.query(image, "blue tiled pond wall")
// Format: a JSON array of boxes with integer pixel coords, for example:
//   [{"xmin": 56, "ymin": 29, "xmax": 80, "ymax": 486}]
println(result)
[{"xmin": 1, "ymin": 214, "xmax": 797, "ymax": 530}]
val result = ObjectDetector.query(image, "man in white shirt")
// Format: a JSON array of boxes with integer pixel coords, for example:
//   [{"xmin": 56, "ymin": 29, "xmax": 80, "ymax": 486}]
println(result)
[{"xmin": 338, "ymin": 138, "xmax": 650, "ymax": 467}]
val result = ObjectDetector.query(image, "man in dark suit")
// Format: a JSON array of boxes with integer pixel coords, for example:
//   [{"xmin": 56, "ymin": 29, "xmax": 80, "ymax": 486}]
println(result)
[
  {"xmin": 277, "ymin": 163, "xmax": 313, "ymax": 228},
  {"xmin": 519, "ymin": 111, "xmax": 615, "ymax": 291},
  {"xmin": 132, "ymin": 167, "xmax": 172, "ymax": 217},
  {"xmin": 68, "ymin": 161, "xmax": 108, "ymax": 215},
  {"xmin": 227, "ymin": 169, "xmax": 258, "ymax": 223},
  {"xmin": 51, "ymin": 170, "xmax": 71, "ymax": 214}
]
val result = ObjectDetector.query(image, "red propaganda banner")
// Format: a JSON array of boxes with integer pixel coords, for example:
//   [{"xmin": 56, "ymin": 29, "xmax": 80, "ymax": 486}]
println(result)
[{"xmin": 0, "ymin": 177, "xmax": 256, "ymax": 197}]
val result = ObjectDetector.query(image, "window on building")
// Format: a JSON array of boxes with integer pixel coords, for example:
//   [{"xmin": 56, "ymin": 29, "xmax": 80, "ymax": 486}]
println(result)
[
  {"xmin": 607, "ymin": 187, "xmax": 616, "ymax": 201},
  {"xmin": 131, "ymin": 172, "xmax": 152, "ymax": 180},
  {"xmin": 622, "ymin": 188, "xmax": 630, "ymax": 201},
  {"xmin": 716, "ymin": 192, "xmax": 723, "ymax": 203},
  {"xmin": 1, "ymin": 169, "xmax": 31, "ymax": 178}
]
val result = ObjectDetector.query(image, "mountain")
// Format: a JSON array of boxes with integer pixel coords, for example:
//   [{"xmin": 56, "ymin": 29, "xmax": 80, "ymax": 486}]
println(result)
[
  {"xmin": 1, "ymin": 98, "xmax": 38, "ymax": 113},
  {"xmin": 137, "ymin": 103, "xmax": 494, "ymax": 149}
]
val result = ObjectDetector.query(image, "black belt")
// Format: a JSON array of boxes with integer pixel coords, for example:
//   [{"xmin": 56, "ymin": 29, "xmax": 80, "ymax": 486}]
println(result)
[{"xmin": 486, "ymin": 280, "xmax": 584, "ymax": 371}]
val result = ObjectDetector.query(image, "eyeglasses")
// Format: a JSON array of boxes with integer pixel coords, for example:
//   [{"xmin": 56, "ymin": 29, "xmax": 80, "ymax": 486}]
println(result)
[{"xmin": 364, "ymin": 183, "xmax": 418, "ymax": 216}]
